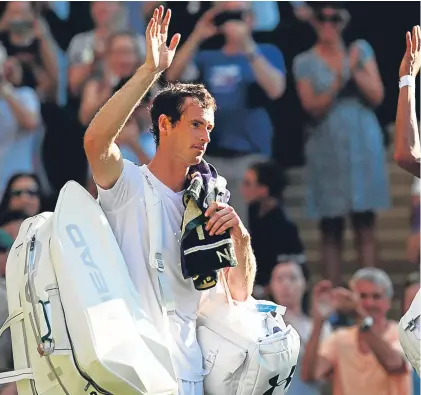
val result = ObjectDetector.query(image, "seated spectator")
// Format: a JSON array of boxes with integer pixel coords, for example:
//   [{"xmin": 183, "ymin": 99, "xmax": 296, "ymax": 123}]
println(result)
[
  {"xmin": 240, "ymin": 160, "xmax": 304, "ymax": 296},
  {"xmin": 166, "ymin": 1, "xmax": 286, "ymax": 224},
  {"xmin": 67, "ymin": 1, "xmax": 145, "ymax": 100},
  {"xmin": 402, "ymin": 272, "xmax": 421, "ymax": 395},
  {"xmin": 0, "ymin": 1, "xmax": 58, "ymax": 102},
  {"xmin": 0, "ymin": 173, "xmax": 42, "ymax": 217},
  {"xmin": 301, "ymin": 268, "xmax": 411, "ymax": 395},
  {"xmin": 0, "ymin": 210, "xmax": 28, "ymax": 239},
  {"xmin": 0, "ymin": 229, "xmax": 15, "ymax": 395},
  {"xmin": 292, "ymin": 3, "xmax": 389, "ymax": 285},
  {"xmin": 0, "ymin": 54, "xmax": 42, "ymax": 200},
  {"xmin": 269, "ymin": 259, "xmax": 330, "ymax": 395}
]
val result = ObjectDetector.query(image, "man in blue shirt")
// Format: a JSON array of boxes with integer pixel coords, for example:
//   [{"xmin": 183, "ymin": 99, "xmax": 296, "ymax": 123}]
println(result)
[{"xmin": 166, "ymin": 1, "xmax": 286, "ymax": 225}]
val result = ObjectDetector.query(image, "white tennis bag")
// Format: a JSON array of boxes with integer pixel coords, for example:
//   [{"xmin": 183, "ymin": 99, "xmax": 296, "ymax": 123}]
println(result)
[
  {"xmin": 0, "ymin": 181, "xmax": 178, "ymax": 395},
  {"xmin": 197, "ymin": 276, "xmax": 300, "ymax": 395},
  {"xmin": 399, "ymin": 289, "xmax": 421, "ymax": 376}
]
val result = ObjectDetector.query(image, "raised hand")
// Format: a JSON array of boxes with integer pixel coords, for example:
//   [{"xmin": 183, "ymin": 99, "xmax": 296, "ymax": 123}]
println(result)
[
  {"xmin": 191, "ymin": 7, "xmax": 219, "ymax": 43},
  {"xmin": 145, "ymin": 6, "xmax": 181, "ymax": 74},
  {"xmin": 311, "ymin": 280, "xmax": 334, "ymax": 321},
  {"xmin": 399, "ymin": 25, "xmax": 421, "ymax": 78}
]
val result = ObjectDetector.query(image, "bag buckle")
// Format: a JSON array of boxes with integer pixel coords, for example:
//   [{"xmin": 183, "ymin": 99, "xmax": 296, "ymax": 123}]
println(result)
[
  {"xmin": 155, "ymin": 253, "xmax": 165, "ymax": 272},
  {"xmin": 408, "ymin": 319, "xmax": 417, "ymax": 332}
]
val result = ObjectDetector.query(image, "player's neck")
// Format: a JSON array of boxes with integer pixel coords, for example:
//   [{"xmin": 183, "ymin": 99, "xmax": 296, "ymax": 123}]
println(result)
[{"xmin": 147, "ymin": 151, "xmax": 189, "ymax": 193}]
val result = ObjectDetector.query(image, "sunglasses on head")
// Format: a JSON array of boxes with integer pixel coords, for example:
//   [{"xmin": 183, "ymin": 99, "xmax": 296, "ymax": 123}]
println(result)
[
  {"xmin": 10, "ymin": 189, "xmax": 39, "ymax": 198},
  {"xmin": 315, "ymin": 11, "xmax": 344, "ymax": 24}
]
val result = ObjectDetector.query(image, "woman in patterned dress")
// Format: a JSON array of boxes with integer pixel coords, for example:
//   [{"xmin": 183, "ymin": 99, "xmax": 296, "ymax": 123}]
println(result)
[{"xmin": 293, "ymin": 3, "xmax": 389, "ymax": 285}]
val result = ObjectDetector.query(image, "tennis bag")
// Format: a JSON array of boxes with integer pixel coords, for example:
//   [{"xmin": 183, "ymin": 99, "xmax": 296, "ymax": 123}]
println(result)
[
  {"xmin": 0, "ymin": 181, "xmax": 177, "ymax": 395},
  {"xmin": 398, "ymin": 289, "xmax": 421, "ymax": 376},
  {"xmin": 197, "ymin": 274, "xmax": 300, "ymax": 395}
]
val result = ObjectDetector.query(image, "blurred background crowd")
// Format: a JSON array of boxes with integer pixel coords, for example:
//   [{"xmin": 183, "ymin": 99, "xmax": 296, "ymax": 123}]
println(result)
[{"xmin": 0, "ymin": 1, "xmax": 420, "ymax": 395}]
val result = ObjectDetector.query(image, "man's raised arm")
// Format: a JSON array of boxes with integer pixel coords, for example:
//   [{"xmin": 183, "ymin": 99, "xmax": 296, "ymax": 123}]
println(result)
[
  {"xmin": 394, "ymin": 25, "xmax": 421, "ymax": 178},
  {"xmin": 84, "ymin": 6, "xmax": 180, "ymax": 190}
]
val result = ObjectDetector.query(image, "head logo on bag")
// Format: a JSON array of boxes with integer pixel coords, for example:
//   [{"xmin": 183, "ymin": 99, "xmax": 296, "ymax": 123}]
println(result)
[
  {"xmin": 66, "ymin": 224, "xmax": 112, "ymax": 302},
  {"xmin": 262, "ymin": 365, "xmax": 297, "ymax": 395}
]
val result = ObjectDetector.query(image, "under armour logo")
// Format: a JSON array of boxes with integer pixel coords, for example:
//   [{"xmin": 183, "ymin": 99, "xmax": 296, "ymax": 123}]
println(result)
[{"xmin": 262, "ymin": 365, "xmax": 296, "ymax": 395}]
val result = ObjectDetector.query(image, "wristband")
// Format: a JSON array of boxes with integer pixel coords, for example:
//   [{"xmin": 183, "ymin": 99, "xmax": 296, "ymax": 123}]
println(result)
[{"xmin": 399, "ymin": 75, "xmax": 415, "ymax": 89}]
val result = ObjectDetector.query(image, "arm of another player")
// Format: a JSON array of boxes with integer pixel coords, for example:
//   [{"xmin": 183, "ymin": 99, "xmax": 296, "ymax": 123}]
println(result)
[
  {"xmin": 394, "ymin": 25, "xmax": 421, "ymax": 178},
  {"xmin": 84, "ymin": 6, "xmax": 180, "ymax": 190}
]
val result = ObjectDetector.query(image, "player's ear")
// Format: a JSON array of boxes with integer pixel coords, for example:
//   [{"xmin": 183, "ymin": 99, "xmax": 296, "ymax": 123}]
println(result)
[{"xmin": 158, "ymin": 114, "xmax": 172, "ymax": 138}]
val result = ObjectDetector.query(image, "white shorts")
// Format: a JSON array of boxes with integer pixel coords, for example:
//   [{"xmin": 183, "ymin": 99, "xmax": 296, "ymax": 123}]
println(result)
[{"xmin": 178, "ymin": 379, "xmax": 204, "ymax": 395}]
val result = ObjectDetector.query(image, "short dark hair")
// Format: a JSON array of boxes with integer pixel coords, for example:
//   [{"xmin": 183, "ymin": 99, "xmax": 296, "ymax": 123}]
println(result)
[
  {"xmin": 249, "ymin": 160, "xmax": 287, "ymax": 198},
  {"xmin": 149, "ymin": 82, "xmax": 217, "ymax": 146}
]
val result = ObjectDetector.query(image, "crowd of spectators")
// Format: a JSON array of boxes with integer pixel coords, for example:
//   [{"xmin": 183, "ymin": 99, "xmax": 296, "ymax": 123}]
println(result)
[{"xmin": 0, "ymin": 2, "xmax": 419, "ymax": 395}]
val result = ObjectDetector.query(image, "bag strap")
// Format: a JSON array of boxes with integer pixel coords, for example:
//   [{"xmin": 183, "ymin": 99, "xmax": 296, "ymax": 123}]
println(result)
[
  {"xmin": 0, "ymin": 309, "xmax": 33, "ymax": 385},
  {"xmin": 0, "ymin": 307, "xmax": 24, "ymax": 336},
  {"xmin": 218, "ymin": 270, "xmax": 235, "ymax": 309},
  {"xmin": 140, "ymin": 167, "xmax": 175, "ymax": 317},
  {"xmin": 0, "ymin": 368, "xmax": 34, "ymax": 385}
]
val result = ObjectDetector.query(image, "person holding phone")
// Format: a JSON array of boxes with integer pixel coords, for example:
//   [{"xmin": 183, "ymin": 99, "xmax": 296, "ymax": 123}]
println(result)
[
  {"xmin": 0, "ymin": 1, "xmax": 58, "ymax": 102},
  {"xmin": 166, "ymin": 1, "xmax": 286, "ymax": 226}
]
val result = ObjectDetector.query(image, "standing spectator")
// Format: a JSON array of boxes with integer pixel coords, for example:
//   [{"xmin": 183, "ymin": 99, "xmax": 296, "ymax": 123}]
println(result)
[
  {"xmin": 301, "ymin": 268, "xmax": 411, "ymax": 395},
  {"xmin": 269, "ymin": 260, "xmax": 330, "ymax": 395},
  {"xmin": 0, "ymin": 1, "xmax": 58, "ymax": 102},
  {"xmin": 240, "ymin": 160, "xmax": 304, "ymax": 294},
  {"xmin": 67, "ymin": 1, "xmax": 145, "ymax": 100},
  {"xmin": 293, "ymin": 3, "xmax": 389, "ymax": 285},
  {"xmin": 0, "ymin": 54, "xmax": 41, "ymax": 201},
  {"xmin": 0, "ymin": 173, "xmax": 42, "ymax": 217},
  {"xmin": 166, "ymin": 1, "xmax": 286, "ymax": 225}
]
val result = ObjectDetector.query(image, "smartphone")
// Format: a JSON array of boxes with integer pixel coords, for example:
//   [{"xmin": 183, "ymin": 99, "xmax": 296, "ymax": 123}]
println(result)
[
  {"xmin": 213, "ymin": 11, "xmax": 243, "ymax": 27},
  {"xmin": 8, "ymin": 19, "xmax": 34, "ymax": 35}
]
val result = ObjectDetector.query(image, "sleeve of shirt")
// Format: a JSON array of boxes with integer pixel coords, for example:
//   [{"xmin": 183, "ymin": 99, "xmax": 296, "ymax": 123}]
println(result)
[
  {"xmin": 260, "ymin": 44, "xmax": 286, "ymax": 75},
  {"xmin": 96, "ymin": 159, "xmax": 143, "ymax": 213},
  {"xmin": 292, "ymin": 52, "xmax": 311, "ymax": 82},
  {"xmin": 319, "ymin": 330, "xmax": 339, "ymax": 365},
  {"xmin": 354, "ymin": 39, "xmax": 375, "ymax": 68},
  {"xmin": 19, "ymin": 87, "xmax": 41, "ymax": 115},
  {"xmin": 67, "ymin": 34, "xmax": 85, "ymax": 66}
]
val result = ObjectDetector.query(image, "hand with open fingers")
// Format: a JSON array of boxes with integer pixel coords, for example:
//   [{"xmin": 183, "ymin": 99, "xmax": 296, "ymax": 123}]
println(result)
[
  {"xmin": 399, "ymin": 25, "xmax": 421, "ymax": 78},
  {"xmin": 204, "ymin": 202, "xmax": 242, "ymax": 238},
  {"xmin": 311, "ymin": 280, "xmax": 334, "ymax": 320},
  {"xmin": 145, "ymin": 5, "xmax": 181, "ymax": 74},
  {"xmin": 192, "ymin": 7, "xmax": 220, "ymax": 42},
  {"xmin": 331, "ymin": 287, "xmax": 360, "ymax": 315},
  {"xmin": 349, "ymin": 42, "xmax": 360, "ymax": 73}
]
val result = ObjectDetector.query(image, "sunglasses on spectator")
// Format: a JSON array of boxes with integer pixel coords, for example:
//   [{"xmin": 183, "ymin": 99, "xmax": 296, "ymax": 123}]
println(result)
[
  {"xmin": 315, "ymin": 12, "xmax": 344, "ymax": 24},
  {"xmin": 10, "ymin": 189, "xmax": 40, "ymax": 198}
]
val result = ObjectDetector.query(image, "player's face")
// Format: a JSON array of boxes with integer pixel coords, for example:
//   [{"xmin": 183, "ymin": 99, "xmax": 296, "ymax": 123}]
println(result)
[
  {"xmin": 168, "ymin": 99, "xmax": 214, "ymax": 166},
  {"xmin": 353, "ymin": 280, "xmax": 391, "ymax": 320}
]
